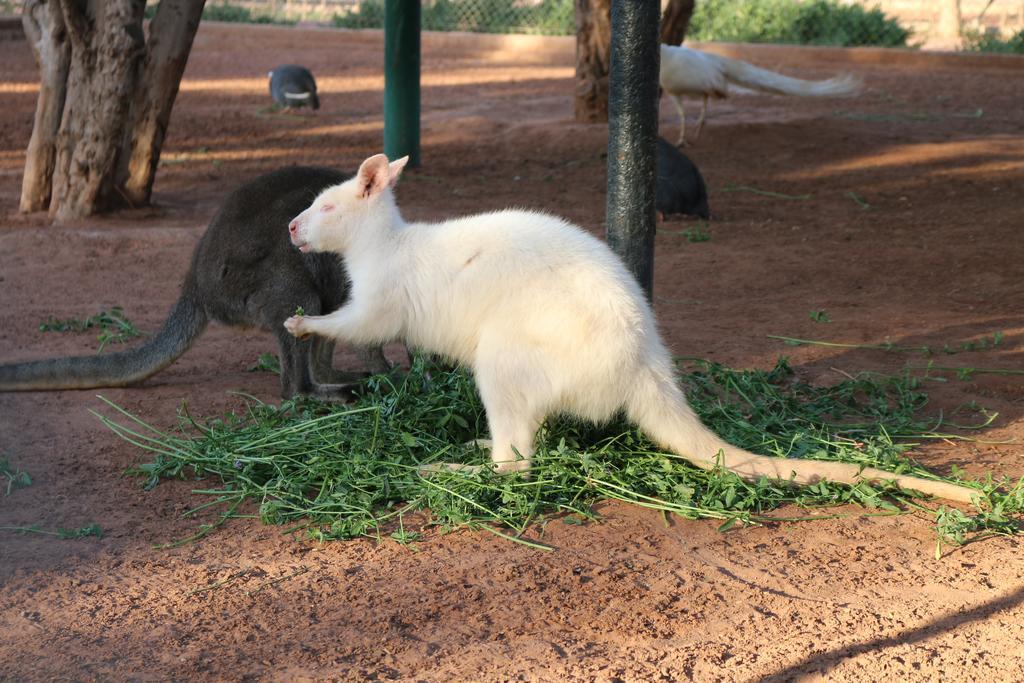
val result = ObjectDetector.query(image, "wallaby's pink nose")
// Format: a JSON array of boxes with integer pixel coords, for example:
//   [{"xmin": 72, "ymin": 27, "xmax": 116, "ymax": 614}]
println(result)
[{"xmin": 288, "ymin": 220, "xmax": 298, "ymax": 235}]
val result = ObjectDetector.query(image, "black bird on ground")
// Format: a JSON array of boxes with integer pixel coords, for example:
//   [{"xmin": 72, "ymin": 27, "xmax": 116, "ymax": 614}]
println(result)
[
  {"xmin": 656, "ymin": 136, "xmax": 710, "ymax": 220},
  {"xmin": 269, "ymin": 64, "xmax": 320, "ymax": 110}
]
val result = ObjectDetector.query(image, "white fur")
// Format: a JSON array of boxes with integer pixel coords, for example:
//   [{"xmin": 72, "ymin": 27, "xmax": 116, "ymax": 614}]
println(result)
[
  {"xmin": 283, "ymin": 154, "xmax": 975, "ymax": 503},
  {"xmin": 659, "ymin": 44, "xmax": 860, "ymax": 145}
]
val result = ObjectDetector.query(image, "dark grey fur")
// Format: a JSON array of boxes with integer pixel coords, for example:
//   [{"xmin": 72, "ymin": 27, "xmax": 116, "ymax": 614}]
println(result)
[
  {"xmin": 269, "ymin": 64, "xmax": 320, "ymax": 110},
  {"xmin": 0, "ymin": 167, "xmax": 387, "ymax": 397},
  {"xmin": 656, "ymin": 137, "xmax": 710, "ymax": 220}
]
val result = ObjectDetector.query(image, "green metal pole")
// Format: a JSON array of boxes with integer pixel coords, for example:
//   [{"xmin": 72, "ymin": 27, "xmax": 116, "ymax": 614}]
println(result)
[{"xmin": 384, "ymin": 0, "xmax": 421, "ymax": 167}]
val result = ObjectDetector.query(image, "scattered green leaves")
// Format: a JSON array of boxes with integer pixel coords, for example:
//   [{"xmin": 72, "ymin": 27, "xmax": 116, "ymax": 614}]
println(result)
[
  {"xmin": 722, "ymin": 184, "xmax": 812, "ymax": 200},
  {"xmin": 912, "ymin": 363, "xmax": 1024, "ymax": 382},
  {"xmin": 809, "ymin": 310, "xmax": 832, "ymax": 324},
  {"xmin": 95, "ymin": 356, "xmax": 1022, "ymax": 550},
  {"xmin": 846, "ymin": 191, "xmax": 871, "ymax": 209},
  {"xmin": 947, "ymin": 331, "xmax": 1004, "ymax": 354},
  {"xmin": 1, "ymin": 458, "xmax": 31, "ymax": 495},
  {"xmin": 664, "ymin": 224, "xmax": 711, "ymax": 243},
  {"xmin": 249, "ymin": 353, "xmax": 282, "ymax": 375},
  {"xmin": 934, "ymin": 485, "xmax": 1021, "ymax": 559},
  {"xmin": 58, "ymin": 523, "xmax": 104, "ymax": 539},
  {"xmin": 0, "ymin": 523, "xmax": 103, "ymax": 539},
  {"xmin": 769, "ymin": 331, "xmax": 1006, "ymax": 357},
  {"xmin": 39, "ymin": 306, "xmax": 143, "ymax": 352}
]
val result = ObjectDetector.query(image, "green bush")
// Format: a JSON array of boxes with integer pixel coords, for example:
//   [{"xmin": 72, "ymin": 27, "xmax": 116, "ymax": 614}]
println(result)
[
  {"xmin": 334, "ymin": 0, "xmax": 574, "ymax": 35},
  {"xmin": 146, "ymin": 1, "xmax": 296, "ymax": 24},
  {"xmin": 202, "ymin": 2, "xmax": 295, "ymax": 26},
  {"xmin": 961, "ymin": 28, "xmax": 1024, "ymax": 54},
  {"xmin": 689, "ymin": 0, "xmax": 911, "ymax": 47},
  {"xmin": 165, "ymin": 0, "xmax": 912, "ymax": 48},
  {"xmin": 333, "ymin": 0, "xmax": 385, "ymax": 29}
]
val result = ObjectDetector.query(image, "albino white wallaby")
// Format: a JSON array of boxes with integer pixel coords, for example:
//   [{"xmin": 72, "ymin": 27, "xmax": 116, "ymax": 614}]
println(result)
[
  {"xmin": 660, "ymin": 44, "xmax": 860, "ymax": 146},
  {"xmin": 284, "ymin": 154, "xmax": 976, "ymax": 503}
]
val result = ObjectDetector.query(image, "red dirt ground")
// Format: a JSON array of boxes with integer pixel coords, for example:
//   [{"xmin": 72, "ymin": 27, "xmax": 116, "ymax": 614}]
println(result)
[{"xmin": 1, "ymin": 23, "xmax": 1023, "ymax": 682}]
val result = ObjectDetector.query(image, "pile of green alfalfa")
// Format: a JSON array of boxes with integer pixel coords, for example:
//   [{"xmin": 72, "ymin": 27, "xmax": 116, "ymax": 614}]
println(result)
[{"xmin": 97, "ymin": 356, "xmax": 1023, "ymax": 555}]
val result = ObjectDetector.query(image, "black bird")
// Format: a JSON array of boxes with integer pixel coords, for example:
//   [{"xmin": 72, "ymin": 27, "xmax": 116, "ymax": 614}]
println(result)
[
  {"xmin": 656, "ymin": 136, "xmax": 710, "ymax": 220},
  {"xmin": 269, "ymin": 64, "xmax": 320, "ymax": 110}
]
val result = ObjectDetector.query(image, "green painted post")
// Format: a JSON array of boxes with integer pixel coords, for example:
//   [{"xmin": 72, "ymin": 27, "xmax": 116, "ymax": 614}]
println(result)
[{"xmin": 384, "ymin": 0, "xmax": 421, "ymax": 167}]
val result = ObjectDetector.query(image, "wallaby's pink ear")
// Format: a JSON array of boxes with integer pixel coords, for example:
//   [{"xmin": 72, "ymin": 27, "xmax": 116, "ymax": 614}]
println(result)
[
  {"xmin": 356, "ymin": 154, "xmax": 391, "ymax": 199},
  {"xmin": 388, "ymin": 156, "xmax": 409, "ymax": 187}
]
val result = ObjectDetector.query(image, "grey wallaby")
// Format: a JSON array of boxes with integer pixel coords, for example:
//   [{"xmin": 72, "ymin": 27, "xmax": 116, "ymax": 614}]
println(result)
[{"xmin": 0, "ymin": 166, "xmax": 388, "ymax": 397}]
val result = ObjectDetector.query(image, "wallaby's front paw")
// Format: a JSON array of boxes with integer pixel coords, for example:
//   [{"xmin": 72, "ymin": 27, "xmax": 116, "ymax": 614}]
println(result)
[{"xmin": 284, "ymin": 315, "xmax": 309, "ymax": 339}]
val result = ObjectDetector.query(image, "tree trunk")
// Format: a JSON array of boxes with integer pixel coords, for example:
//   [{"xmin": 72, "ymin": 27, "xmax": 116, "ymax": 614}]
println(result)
[
  {"xmin": 576, "ymin": 0, "xmax": 696, "ymax": 122},
  {"xmin": 49, "ymin": 0, "xmax": 146, "ymax": 222},
  {"xmin": 934, "ymin": 0, "xmax": 962, "ymax": 48},
  {"xmin": 117, "ymin": 0, "xmax": 206, "ymax": 207},
  {"xmin": 20, "ymin": 0, "xmax": 70, "ymax": 213},
  {"xmin": 20, "ymin": 0, "xmax": 205, "ymax": 221},
  {"xmin": 659, "ymin": 0, "xmax": 694, "ymax": 46},
  {"xmin": 574, "ymin": 0, "xmax": 612, "ymax": 123}
]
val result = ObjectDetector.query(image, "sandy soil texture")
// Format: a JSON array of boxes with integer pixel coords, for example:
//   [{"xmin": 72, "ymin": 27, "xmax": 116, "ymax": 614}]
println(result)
[{"xmin": 1, "ymin": 23, "xmax": 1023, "ymax": 682}]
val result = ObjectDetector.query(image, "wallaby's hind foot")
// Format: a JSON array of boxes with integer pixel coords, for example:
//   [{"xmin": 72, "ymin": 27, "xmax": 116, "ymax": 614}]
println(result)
[
  {"xmin": 273, "ymin": 299, "xmax": 388, "ymax": 400},
  {"xmin": 354, "ymin": 345, "xmax": 393, "ymax": 375},
  {"xmin": 307, "ymin": 381, "xmax": 364, "ymax": 403},
  {"xmin": 312, "ymin": 337, "xmax": 385, "ymax": 388},
  {"xmin": 311, "ymin": 338, "xmax": 372, "ymax": 385}
]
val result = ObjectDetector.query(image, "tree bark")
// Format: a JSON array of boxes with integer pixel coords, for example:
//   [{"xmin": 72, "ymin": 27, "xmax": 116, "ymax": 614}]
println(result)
[
  {"xmin": 659, "ymin": 0, "xmax": 695, "ymax": 46},
  {"xmin": 48, "ymin": 0, "xmax": 146, "ymax": 222},
  {"xmin": 574, "ymin": 0, "xmax": 612, "ymax": 123},
  {"xmin": 117, "ymin": 0, "xmax": 206, "ymax": 207},
  {"xmin": 20, "ymin": 0, "xmax": 70, "ymax": 212},
  {"xmin": 576, "ymin": 0, "xmax": 696, "ymax": 122},
  {"xmin": 20, "ymin": 0, "xmax": 205, "ymax": 221}
]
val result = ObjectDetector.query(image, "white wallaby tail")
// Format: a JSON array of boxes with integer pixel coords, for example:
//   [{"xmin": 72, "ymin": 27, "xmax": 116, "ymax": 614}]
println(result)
[
  {"xmin": 627, "ymin": 368, "xmax": 978, "ymax": 504},
  {"xmin": 715, "ymin": 53, "xmax": 860, "ymax": 97}
]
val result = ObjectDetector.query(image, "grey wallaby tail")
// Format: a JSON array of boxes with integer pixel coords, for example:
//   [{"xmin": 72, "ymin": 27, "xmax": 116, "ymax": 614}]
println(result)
[
  {"xmin": 0, "ymin": 293, "xmax": 208, "ymax": 391},
  {"xmin": 626, "ymin": 367, "xmax": 978, "ymax": 504},
  {"xmin": 716, "ymin": 53, "xmax": 860, "ymax": 98}
]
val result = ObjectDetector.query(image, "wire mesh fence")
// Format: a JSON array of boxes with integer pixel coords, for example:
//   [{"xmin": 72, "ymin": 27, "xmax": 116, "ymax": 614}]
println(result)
[
  {"xmin": 329, "ymin": 0, "xmax": 915, "ymax": 44},
  {"xmin": 215, "ymin": 0, "xmax": 1022, "ymax": 51},
  {"xmin": 331, "ymin": 0, "xmax": 575, "ymax": 35},
  {"xmin": 4, "ymin": 0, "xmax": 1022, "ymax": 52}
]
